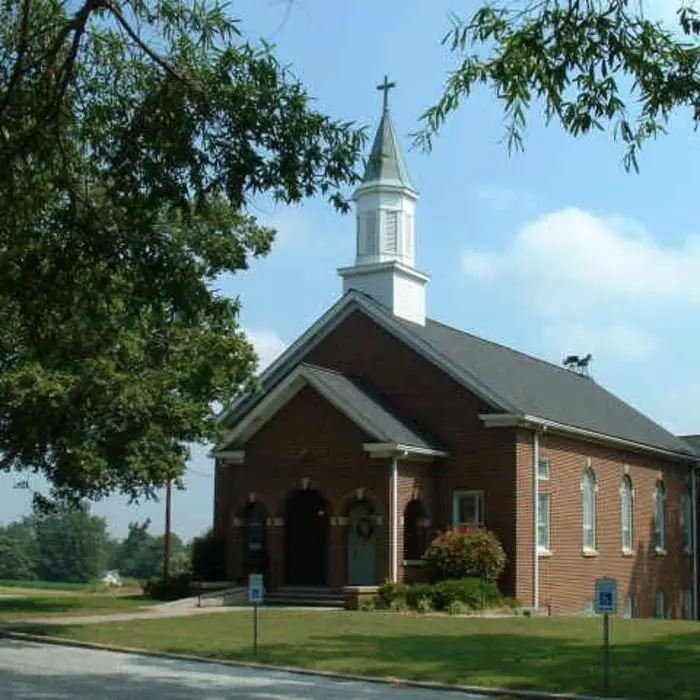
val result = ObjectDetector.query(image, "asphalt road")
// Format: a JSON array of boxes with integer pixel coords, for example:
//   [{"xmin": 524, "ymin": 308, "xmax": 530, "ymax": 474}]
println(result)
[{"xmin": 0, "ymin": 638, "xmax": 492, "ymax": 700}]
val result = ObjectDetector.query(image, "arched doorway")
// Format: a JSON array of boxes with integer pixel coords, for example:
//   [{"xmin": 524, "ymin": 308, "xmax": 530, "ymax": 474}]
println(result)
[
  {"xmin": 284, "ymin": 489, "xmax": 329, "ymax": 586},
  {"xmin": 347, "ymin": 501, "xmax": 378, "ymax": 586}
]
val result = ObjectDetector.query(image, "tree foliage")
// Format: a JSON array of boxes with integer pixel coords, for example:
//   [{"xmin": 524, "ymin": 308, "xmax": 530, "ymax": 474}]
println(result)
[
  {"xmin": 0, "ymin": 529, "xmax": 36, "ymax": 580},
  {"xmin": 32, "ymin": 504, "xmax": 111, "ymax": 582},
  {"xmin": 115, "ymin": 518, "xmax": 184, "ymax": 579},
  {"xmin": 0, "ymin": 0, "xmax": 364, "ymax": 505},
  {"xmin": 418, "ymin": 0, "xmax": 700, "ymax": 171}
]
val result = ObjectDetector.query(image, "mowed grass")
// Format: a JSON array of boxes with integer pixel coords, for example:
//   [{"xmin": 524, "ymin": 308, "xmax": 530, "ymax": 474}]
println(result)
[
  {"xmin": 0, "ymin": 589, "xmax": 155, "ymax": 620},
  {"xmin": 18, "ymin": 610, "xmax": 700, "ymax": 699}
]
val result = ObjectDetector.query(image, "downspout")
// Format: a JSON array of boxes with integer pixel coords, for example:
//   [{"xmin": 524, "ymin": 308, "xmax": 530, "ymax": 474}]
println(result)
[
  {"xmin": 693, "ymin": 465, "xmax": 698, "ymax": 620},
  {"xmin": 390, "ymin": 456, "xmax": 399, "ymax": 583},
  {"xmin": 533, "ymin": 430, "xmax": 540, "ymax": 610}
]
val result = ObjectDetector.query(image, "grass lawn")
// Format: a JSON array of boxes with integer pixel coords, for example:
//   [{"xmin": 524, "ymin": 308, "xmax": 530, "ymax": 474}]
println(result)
[
  {"xmin": 15, "ymin": 610, "xmax": 700, "ymax": 699},
  {"xmin": 0, "ymin": 591, "xmax": 155, "ymax": 620}
]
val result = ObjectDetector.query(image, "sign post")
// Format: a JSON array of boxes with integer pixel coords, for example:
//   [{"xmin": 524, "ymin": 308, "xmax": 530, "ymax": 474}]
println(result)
[
  {"xmin": 248, "ymin": 573, "xmax": 264, "ymax": 656},
  {"xmin": 594, "ymin": 577, "xmax": 617, "ymax": 692}
]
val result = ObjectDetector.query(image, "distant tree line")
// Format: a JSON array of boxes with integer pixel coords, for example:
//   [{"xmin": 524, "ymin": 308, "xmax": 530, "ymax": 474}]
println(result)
[{"xmin": 0, "ymin": 504, "xmax": 188, "ymax": 584}]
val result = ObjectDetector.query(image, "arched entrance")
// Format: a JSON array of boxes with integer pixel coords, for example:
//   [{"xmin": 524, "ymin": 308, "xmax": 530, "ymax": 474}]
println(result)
[
  {"xmin": 284, "ymin": 489, "xmax": 329, "ymax": 586},
  {"xmin": 347, "ymin": 501, "xmax": 378, "ymax": 586}
]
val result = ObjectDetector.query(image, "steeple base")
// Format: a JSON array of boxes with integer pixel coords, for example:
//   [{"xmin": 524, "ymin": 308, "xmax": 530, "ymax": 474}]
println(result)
[{"xmin": 338, "ymin": 261, "xmax": 429, "ymax": 326}]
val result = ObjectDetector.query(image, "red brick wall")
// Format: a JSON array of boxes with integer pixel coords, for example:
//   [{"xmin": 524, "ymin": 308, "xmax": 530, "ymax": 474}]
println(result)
[
  {"xmin": 217, "ymin": 384, "xmax": 392, "ymax": 589},
  {"xmin": 307, "ymin": 311, "xmax": 519, "ymax": 596},
  {"xmin": 517, "ymin": 430, "xmax": 694, "ymax": 618},
  {"xmin": 214, "ymin": 308, "xmax": 694, "ymax": 616}
]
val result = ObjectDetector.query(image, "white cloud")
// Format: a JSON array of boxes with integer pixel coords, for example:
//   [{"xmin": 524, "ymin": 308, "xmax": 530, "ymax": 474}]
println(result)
[
  {"xmin": 246, "ymin": 328, "xmax": 287, "ymax": 370},
  {"xmin": 540, "ymin": 323, "xmax": 656, "ymax": 362},
  {"xmin": 462, "ymin": 206, "xmax": 700, "ymax": 316},
  {"xmin": 475, "ymin": 185, "xmax": 536, "ymax": 213}
]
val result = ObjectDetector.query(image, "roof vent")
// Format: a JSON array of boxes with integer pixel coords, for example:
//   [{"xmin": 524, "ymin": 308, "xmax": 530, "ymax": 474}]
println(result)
[{"xmin": 563, "ymin": 353, "xmax": 593, "ymax": 378}]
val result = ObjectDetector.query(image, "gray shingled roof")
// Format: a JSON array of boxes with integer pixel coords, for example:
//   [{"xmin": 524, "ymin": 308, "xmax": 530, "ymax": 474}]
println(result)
[
  {"xmin": 393, "ymin": 315, "xmax": 698, "ymax": 458},
  {"xmin": 680, "ymin": 435, "xmax": 700, "ymax": 454},
  {"xmin": 301, "ymin": 364, "xmax": 442, "ymax": 452}
]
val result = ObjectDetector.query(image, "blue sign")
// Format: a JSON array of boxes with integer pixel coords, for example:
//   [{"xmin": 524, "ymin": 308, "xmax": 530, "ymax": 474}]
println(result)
[
  {"xmin": 594, "ymin": 577, "xmax": 618, "ymax": 614},
  {"xmin": 248, "ymin": 573, "xmax": 264, "ymax": 605}
]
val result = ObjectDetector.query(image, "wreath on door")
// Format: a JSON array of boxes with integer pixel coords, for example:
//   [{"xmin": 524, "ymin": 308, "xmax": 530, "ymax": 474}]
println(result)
[{"xmin": 356, "ymin": 516, "xmax": 375, "ymax": 540}]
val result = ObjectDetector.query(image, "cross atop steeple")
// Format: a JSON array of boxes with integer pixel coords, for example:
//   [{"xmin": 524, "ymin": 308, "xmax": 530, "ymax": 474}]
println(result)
[{"xmin": 377, "ymin": 74, "xmax": 396, "ymax": 112}]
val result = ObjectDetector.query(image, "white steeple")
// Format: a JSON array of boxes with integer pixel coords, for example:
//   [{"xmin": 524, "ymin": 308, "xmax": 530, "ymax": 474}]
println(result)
[{"xmin": 338, "ymin": 76, "xmax": 429, "ymax": 326}]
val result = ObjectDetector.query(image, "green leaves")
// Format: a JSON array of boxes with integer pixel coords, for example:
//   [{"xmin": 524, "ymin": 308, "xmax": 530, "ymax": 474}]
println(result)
[
  {"xmin": 0, "ymin": 0, "xmax": 364, "ymax": 505},
  {"xmin": 417, "ymin": 0, "xmax": 700, "ymax": 172}
]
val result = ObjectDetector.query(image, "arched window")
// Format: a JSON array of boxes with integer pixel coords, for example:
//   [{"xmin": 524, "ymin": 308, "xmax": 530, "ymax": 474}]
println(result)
[
  {"xmin": 654, "ymin": 481, "xmax": 666, "ymax": 552},
  {"xmin": 682, "ymin": 486, "xmax": 693, "ymax": 553},
  {"xmin": 621, "ymin": 476, "xmax": 633, "ymax": 553},
  {"xmin": 403, "ymin": 499, "xmax": 427, "ymax": 561},
  {"xmin": 582, "ymin": 469, "xmax": 597, "ymax": 551},
  {"xmin": 246, "ymin": 501, "xmax": 267, "ymax": 552}
]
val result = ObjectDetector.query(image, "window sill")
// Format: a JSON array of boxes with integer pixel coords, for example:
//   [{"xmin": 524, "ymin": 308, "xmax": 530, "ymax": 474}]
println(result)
[
  {"xmin": 403, "ymin": 559, "xmax": 426, "ymax": 568},
  {"xmin": 582, "ymin": 548, "xmax": 599, "ymax": 558},
  {"xmin": 655, "ymin": 547, "xmax": 668, "ymax": 556},
  {"xmin": 621, "ymin": 548, "xmax": 635, "ymax": 557},
  {"xmin": 537, "ymin": 548, "xmax": 553, "ymax": 558}
]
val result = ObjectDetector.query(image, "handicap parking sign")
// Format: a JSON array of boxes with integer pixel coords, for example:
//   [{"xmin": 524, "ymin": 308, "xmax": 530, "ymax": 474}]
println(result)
[
  {"xmin": 594, "ymin": 577, "xmax": 617, "ymax": 614},
  {"xmin": 248, "ymin": 573, "xmax": 264, "ymax": 605}
]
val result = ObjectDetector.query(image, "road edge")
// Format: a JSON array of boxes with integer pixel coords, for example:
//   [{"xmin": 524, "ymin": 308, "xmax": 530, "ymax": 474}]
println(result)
[{"xmin": 1, "ymin": 629, "xmax": 625, "ymax": 700}]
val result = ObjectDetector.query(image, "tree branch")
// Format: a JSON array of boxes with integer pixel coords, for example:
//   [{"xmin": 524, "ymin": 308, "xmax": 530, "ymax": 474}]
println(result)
[
  {"xmin": 0, "ymin": 0, "xmax": 32, "ymax": 119},
  {"xmin": 105, "ymin": 1, "xmax": 187, "ymax": 84}
]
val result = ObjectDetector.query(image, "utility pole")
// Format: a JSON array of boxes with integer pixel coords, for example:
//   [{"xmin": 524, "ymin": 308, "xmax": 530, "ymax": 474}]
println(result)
[{"xmin": 163, "ymin": 479, "xmax": 172, "ymax": 579}]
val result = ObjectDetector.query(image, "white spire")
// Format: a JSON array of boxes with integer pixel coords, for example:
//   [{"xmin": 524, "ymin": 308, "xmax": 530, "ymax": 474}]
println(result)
[{"xmin": 338, "ymin": 76, "xmax": 429, "ymax": 326}]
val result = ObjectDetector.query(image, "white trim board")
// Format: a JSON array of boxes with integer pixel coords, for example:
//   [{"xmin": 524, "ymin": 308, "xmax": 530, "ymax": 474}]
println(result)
[
  {"xmin": 213, "ymin": 363, "xmax": 443, "ymax": 456},
  {"xmin": 479, "ymin": 413, "xmax": 698, "ymax": 464}
]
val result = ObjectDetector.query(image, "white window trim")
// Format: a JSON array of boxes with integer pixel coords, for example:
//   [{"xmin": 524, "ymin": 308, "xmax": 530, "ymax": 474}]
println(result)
[
  {"xmin": 452, "ymin": 490, "xmax": 485, "ymax": 528},
  {"xmin": 655, "ymin": 591, "xmax": 666, "ymax": 619},
  {"xmin": 537, "ymin": 492, "xmax": 551, "ymax": 554},
  {"xmin": 537, "ymin": 457, "xmax": 551, "ymax": 481},
  {"xmin": 654, "ymin": 481, "xmax": 666, "ymax": 554},
  {"xmin": 582, "ymin": 469, "xmax": 597, "ymax": 553},
  {"xmin": 620, "ymin": 477, "xmax": 634, "ymax": 555},
  {"xmin": 682, "ymin": 490, "xmax": 694, "ymax": 555}
]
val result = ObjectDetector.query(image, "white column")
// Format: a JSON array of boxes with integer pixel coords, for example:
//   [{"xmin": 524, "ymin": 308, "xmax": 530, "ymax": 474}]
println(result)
[
  {"xmin": 533, "ymin": 430, "xmax": 540, "ymax": 609},
  {"xmin": 390, "ymin": 456, "xmax": 398, "ymax": 583}
]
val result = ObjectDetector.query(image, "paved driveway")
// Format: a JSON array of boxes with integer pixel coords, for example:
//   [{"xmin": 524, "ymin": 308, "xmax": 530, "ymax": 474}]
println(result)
[{"xmin": 0, "ymin": 638, "xmax": 493, "ymax": 700}]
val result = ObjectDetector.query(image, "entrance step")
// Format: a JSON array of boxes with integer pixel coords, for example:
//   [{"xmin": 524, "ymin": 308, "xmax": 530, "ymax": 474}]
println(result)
[{"xmin": 263, "ymin": 587, "xmax": 345, "ymax": 609}]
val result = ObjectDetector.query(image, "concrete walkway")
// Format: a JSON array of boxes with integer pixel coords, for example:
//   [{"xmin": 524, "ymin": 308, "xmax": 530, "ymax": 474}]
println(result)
[{"xmin": 1, "ymin": 599, "xmax": 341, "ymax": 627}]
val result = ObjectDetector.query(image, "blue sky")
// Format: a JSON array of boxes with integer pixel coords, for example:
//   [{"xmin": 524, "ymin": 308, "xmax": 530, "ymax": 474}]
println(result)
[{"xmin": 2, "ymin": 0, "xmax": 697, "ymax": 541}]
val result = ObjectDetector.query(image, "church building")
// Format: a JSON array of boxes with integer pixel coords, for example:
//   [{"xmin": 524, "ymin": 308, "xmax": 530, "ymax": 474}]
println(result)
[{"xmin": 213, "ymin": 80, "xmax": 699, "ymax": 618}]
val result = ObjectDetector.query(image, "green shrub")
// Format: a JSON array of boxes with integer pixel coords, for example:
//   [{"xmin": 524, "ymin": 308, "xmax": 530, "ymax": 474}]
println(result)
[
  {"xmin": 431, "ymin": 577, "xmax": 502, "ymax": 611},
  {"xmin": 389, "ymin": 597, "xmax": 408, "ymax": 613},
  {"xmin": 405, "ymin": 583, "xmax": 434, "ymax": 609},
  {"xmin": 416, "ymin": 596, "xmax": 433, "ymax": 613},
  {"xmin": 503, "ymin": 596, "xmax": 521, "ymax": 609},
  {"xmin": 143, "ymin": 572, "xmax": 192, "ymax": 601},
  {"xmin": 359, "ymin": 596, "xmax": 377, "ymax": 612},
  {"xmin": 377, "ymin": 580, "xmax": 407, "ymax": 609},
  {"xmin": 448, "ymin": 600, "xmax": 471, "ymax": 616},
  {"xmin": 424, "ymin": 528, "xmax": 506, "ymax": 582}
]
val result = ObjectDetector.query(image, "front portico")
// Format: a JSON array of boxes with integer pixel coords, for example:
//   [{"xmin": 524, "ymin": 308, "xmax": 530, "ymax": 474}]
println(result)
[{"xmin": 215, "ymin": 363, "xmax": 445, "ymax": 591}]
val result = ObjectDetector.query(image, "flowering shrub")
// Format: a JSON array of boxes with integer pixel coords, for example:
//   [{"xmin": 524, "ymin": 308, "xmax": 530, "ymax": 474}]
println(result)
[{"xmin": 423, "ymin": 527, "xmax": 506, "ymax": 582}]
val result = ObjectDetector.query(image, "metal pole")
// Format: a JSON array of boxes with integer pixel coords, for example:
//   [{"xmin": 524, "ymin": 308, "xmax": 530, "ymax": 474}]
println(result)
[
  {"xmin": 163, "ymin": 479, "xmax": 172, "ymax": 580},
  {"xmin": 603, "ymin": 613, "xmax": 611, "ymax": 692},
  {"xmin": 253, "ymin": 602, "xmax": 258, "ymax": 656}
]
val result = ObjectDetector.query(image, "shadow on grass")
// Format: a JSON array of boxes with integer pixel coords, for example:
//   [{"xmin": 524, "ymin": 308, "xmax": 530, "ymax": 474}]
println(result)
[{"xmin": 0, "ymin": 594, "xmax": 148, "ymax": 617}]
